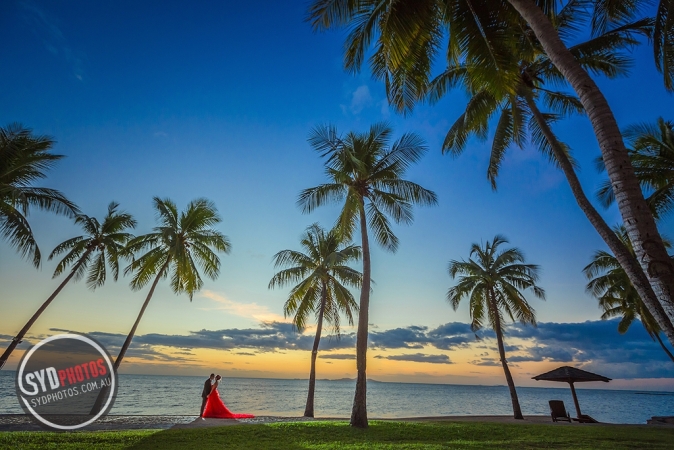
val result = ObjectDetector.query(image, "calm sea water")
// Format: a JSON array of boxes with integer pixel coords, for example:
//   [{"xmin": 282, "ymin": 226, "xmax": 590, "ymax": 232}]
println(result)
[{"xmin": 1, "ymin": 371, "xmax": 672, "ymax": 424}]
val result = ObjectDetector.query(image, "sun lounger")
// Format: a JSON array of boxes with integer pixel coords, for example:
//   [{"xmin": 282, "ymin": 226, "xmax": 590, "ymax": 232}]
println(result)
[{"xmin": 549, "ymin": 400, "xmax": 572, "ymax": 422}]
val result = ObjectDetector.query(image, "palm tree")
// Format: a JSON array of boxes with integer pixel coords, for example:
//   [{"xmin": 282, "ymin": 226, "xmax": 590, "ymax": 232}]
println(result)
[
  {"xmin": 269, "ymin": 223, "xmax": 362, "ymax": 417},
  {"xmin": 113, "ymin": 197, "xmax": 230, "ymax": 371},
  {"xmin": 308, "ymin": 0, "xmax": 674, "ymax": 338},
  {"xmin": 0, "ymin": 202, "xmax": 135, "ymax": 370},
  {"xmin": 447, "ymin": 235, "xmax": 545, "ymax": 419},
  {"xmin": 91, "ymin": 197, "xmax": 230, "ymax": 414},
  {"xmin": 597, "ymin": 118, "xmax": 674, "ymax": 220},
  {"xmin": 0, "ymin": 123, "xmax": 78, "ymax": 267},
  {"xmin": 298, "ymin": 123, "xmax": 437, "ymax": 427},
  {"xmin": 584, "ymin": 226, "xmax": 674, "ymax": 363},
  {"xmin": 428, "ymin": 9, "xmax": 674, "ymax": 342},
  {"xmin": 505, "ymin": 0, "xmax": 674, "ymax": 327}
]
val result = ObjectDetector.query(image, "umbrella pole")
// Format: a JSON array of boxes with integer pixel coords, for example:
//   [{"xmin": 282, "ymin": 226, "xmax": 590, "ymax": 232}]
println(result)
[{"xmin": 568, "ymin": 382, "xmax": 582, "ymax": 418}]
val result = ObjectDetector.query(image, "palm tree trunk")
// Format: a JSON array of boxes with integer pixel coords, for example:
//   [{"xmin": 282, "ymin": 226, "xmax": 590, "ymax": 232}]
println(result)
[
  {"xmin": 112, "ymin": 265, "xmax": 166, "ymax": 371},
  {"xmin": 524, "ymin": 93, "xmax": 674, "ymax": 343},
  {"xmin": 489, "ymin": 288, "xmax": 523, "ymax": 419},
  {"xmin": 91, "ymin": 260, "xmax": 169, "ymax": 414},
  {"xmin": 304, "ymin": 282, "xmax": 327, "ymax": 418},
  {"xmin": 0, "ymin": 249, "xmax": 92, "ymax": 370},
  {"xmin": 351, "ymin": 201, "xmax": 370, "ymax": 428},
  {"xmin": 655, "ymin": 332, "xmax": 674, "ymax": 363},
  {"xmin": 508, "ymin": 0, "xmax": 674, "ymax": 339}
]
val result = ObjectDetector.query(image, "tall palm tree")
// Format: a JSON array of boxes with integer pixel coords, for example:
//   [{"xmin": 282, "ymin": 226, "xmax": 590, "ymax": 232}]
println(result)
[
  {"xmin": 308, "ymin": 0, "xmax": 674, "ymax": 339},
  {"xmin": 298, "ymin": 123, "xmax": 437, "ymax": 427},
  {"xmin": 113, "ymin": 197, "xmax": 230, "ymax": 371},
  {"xmin": 597, "ymin": 118, "xmax": 674, "ymax": 220},
  {"xmin": 0, "ymin": 202, "xmax": 135, "ymax": 370},
  {"xmin": 447, "ymin": 235, "xmax": 545, "ymax": 420},
  {"xmin": 584, "ymin": 226, "xmax": 674, "ymax": 363},
  {"xmin": 0, "ymin": 123, "xmax": 78, "ymax": 267},
  {"xmin": 505, "ymin": 0, "xmax": 674, "ymax": 328},
  {"xmin": 428, "ymin": 8, "xmax": 674, "ymax": 342},
  {"xmin": 269, "ymin": 223, "xmax": 362, "ymax": 417}
]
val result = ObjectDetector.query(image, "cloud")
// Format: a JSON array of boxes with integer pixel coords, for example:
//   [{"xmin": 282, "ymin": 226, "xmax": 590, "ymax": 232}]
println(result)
[
  {"xmin": 200, "ymin": 290, "xmax": 289, "ymax": 323},
  {"xmin": 469, "ymin": 358, "xmax": 501, "ymax": 367},
  {"xmin": 379, "ymin": 99, "xmax": 390, "ymax": 118},
  {"xmin": 43, "ymin": 319, "xmax": 674, "ymax": 379},
  {"xmin": 48, "ymin": 328, "xmax": 195, "ymax": 363},
  {"xmin": 349, "ymin": 85, "xmax": 373, "ymax": 114},
  {"xmin": 20, "ymin": 1, "xmax": 84, "ymax": 80},
  {"xmin": 50, "ymin": 322, "xmax": 354, "ymax": 358},
  {"xmin": 505, "ymin": 320, "xmax": 674, "ymax": 378},
  {"xmin": 375, "ymin": 353, "xmax": 453, "ymax": 365},
  {"xmin": 368, "ymin": 323, "xmax": 481, "ymax": 350},
  {"xmin": 321, "ymin": 353, "xmax": 356, "ymax": 360},
  {"xmin": 370, "ymin": 326, "xmax": 429, "ymax": 349},
  {"xmin": 235, "ymin": 352, "xmax": 256, "ymax": 356}
]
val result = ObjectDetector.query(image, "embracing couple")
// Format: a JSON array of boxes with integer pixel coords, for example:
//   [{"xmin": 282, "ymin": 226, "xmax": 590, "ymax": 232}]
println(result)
[{"xmin": 200, "ymin": 374, "xmax": 255, "ymax": 419}]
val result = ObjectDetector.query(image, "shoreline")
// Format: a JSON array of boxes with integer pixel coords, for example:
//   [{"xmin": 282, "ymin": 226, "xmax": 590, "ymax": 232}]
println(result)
[{"xmin": 1, "ymin": 413, "xmax": 665, "ymax": 432}]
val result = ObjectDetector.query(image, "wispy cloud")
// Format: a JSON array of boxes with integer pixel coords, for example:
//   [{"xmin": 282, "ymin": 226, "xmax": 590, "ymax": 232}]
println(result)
[
  {"xmin": 20, "ymin": 0, "xmax": 84, "ymax": 81},
  {"xmin": 200, "ymin": 290, "xmax": 288, "ymax": 323},
  {"xmin": 375, "ymin": 353, "xmax": 453, "ymax": 365},
  {"xmin": 349, "ymin": 85, "xmax": 372, "ymax": 114},
  {"xmin": 321, "ymin": 353, "xmax": 356, "ymax": 360},
  {"xmin": 341, "ymin": 85, "xmax": 373, "ymax": 115}
]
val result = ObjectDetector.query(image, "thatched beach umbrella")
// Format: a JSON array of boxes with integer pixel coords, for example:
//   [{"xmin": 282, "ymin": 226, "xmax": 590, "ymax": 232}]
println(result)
[{"xmin": 532, "ymin": 366, "xmax": 611, "ymax": 418}]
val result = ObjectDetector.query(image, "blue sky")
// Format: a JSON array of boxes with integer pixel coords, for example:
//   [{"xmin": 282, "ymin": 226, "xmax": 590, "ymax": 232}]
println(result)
[{"xmin": 1, "ymin": 0, "xmax": 673, "ymax": 386}]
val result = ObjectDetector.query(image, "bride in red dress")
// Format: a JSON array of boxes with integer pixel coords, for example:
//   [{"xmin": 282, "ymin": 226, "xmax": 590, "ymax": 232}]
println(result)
[{"xmin": 202, "ymin": 375, "xmax": 255, "ymax": 419}]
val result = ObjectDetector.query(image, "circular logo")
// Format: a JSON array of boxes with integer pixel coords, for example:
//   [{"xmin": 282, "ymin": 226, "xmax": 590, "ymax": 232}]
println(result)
[{"xmin": 14, "ymin": 333, "xmax": 118, "ymax": 430}]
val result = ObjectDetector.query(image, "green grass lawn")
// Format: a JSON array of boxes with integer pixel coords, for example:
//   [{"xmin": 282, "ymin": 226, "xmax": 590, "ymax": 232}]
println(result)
[{"xmin": 1, "ymin": 421, "xmax": 673, "ymax": 449}]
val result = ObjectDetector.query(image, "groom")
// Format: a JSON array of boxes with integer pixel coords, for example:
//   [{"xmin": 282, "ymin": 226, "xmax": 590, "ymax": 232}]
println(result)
[{"xmin": 200, "ymin": 373, "xmax": 215, "ymax": 417}]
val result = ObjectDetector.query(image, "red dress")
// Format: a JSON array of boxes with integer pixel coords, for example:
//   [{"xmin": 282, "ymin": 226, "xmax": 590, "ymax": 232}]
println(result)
[{"xmin": 202, "ymin": 388, "xmax": 255, "ymax": 419}]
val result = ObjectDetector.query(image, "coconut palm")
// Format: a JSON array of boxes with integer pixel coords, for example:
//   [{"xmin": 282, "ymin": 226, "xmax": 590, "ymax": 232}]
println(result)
[
  {"xmin": 113, "ymin": 197, "xmax": 230, "ymax": 371},
  {"xmin": 0, "ymin": 202, "xmax": 135, "ymax": 370},
  {"xmin": 308, "ymin": 0, "xmax": 674, "ymax": 337},
  {"xmin": 584, "ymin": 225, "xmax": 674, "ymax": 363},
  {"xmin": 269, "ymin": 223, "xmax": 362, "ymax": 417},
  {"xmin": 91, "ymin": 197, "xmax": 230, "ymax": 414},
  {"xmin": 597, "ymin": 118, "xmax": 674, "ymax": 220},
  {"xmin": 0, "ymin": 123, "xmax": 78, "ymax": 267},
  {"xmin": 429, "ymin": 10, "xmax": 674, "ymax": 342},
  {"xmin": 505, "ymin": 0, "xmax": 674, "ymax": 327},
  {"xmin": 298, "ymin": 123, "xmax": 437, "ymax": 427},
  {"xmin": 447, "ymin": 235, "xmax": 545, "ymax": 419}
]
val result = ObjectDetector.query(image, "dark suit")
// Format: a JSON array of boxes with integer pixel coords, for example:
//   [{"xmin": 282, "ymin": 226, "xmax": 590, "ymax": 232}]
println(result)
[{"xmin": 200, "ymin": 378, "xmax": 213, "ymax": 416}]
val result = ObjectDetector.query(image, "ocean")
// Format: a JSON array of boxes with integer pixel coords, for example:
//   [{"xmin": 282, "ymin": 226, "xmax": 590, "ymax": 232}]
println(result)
[{"xmin": 1, "ymin": 372, "xmax": 672, "ymax": 424}]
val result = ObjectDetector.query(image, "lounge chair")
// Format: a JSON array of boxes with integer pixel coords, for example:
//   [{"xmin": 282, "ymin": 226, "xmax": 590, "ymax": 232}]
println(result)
[{"xmin": 548, "ymin": 400, "xmax": 572, "ymax": 422}]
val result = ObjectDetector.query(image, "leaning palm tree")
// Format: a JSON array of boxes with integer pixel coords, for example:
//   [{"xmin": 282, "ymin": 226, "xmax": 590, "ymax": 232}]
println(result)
[
  {"xmin": 0, "ymin": 123, "xmax": 78, "ymax": 267},
  {"xmin": 428, "ymin": 9, "xmax": 674, "ymax": 342},
  {"xmin": 269, "ymin": 223, "xmax": 362, "ymax": 417},
  {"xmin": 298, "ymin": 123, "xmax": 437, "ymax": 427},
  {"xmin": 505, "ymin": 0, "xmax": 674, "ymax": 327},
  {"xmin": 113, "ymin": 197, "xmax": 230, "ymax": 371},
  {"xmin": 91, "ymin": 197, "xmax": 230, "ymax": 414},
  {"xmin": 597, "ymin": 118, "xmax": 674, "ymax": 220},
  {"xmin": 584, "ymin": 226, "xmax": 674, "ymax": 363},
  {"xmin": 0, "ymin": 202, "xmax": 135, "ymax": 370},
  {"xmin": 447, "ymin": 235, "xmax": 545, "ymax": 420},
  {"xmin": 308, "ymin": 0, "xmax": 674, "ymax": 338}
]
